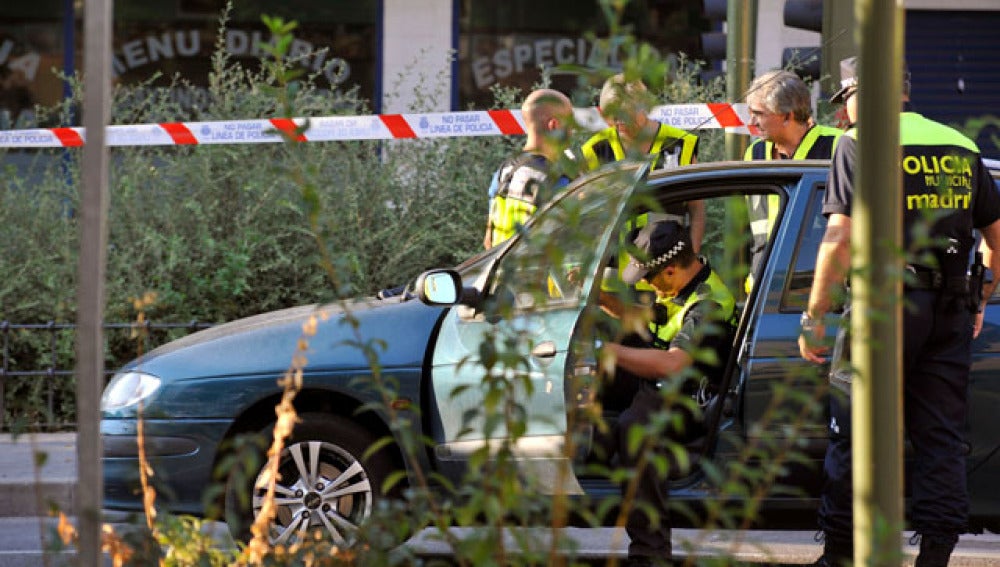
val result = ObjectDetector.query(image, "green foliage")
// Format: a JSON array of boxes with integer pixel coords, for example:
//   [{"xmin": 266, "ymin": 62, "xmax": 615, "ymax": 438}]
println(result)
[
  {"xmin": 0, "ymin": 9, "xmax": 504, "ymax": 429},
  {"xmin": 13, "ymin": 2, "xmax": 833, "ymax": 566}
]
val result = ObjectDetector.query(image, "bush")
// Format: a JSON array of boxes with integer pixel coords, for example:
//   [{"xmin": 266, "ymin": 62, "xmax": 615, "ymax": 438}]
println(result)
[
  {"xmin": 0, "ymin": 27, "xmax": 732, "ymax": 431},
  {"xmin": 0, "ymin": 20, "xmax": 512, "ymax": 429},
  {"xmin": 16, "ymin": 7, "xmax": 836, "ymax": 567}
]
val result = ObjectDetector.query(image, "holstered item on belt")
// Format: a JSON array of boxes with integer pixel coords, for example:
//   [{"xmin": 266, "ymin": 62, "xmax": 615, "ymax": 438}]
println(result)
[
  {"xmin": 905, "ymin": 265, "xmax": 943, "ymax": 290},
  {"xmin": 969, "ymin": 251, "xmax": 986, "ymax": 313},
  {"xmin": 829, "ymin": 305, "xmax": 852, "ymax": 397},
  {"xmin": 905, "ymin": 265, "xmax": 972, "ymax": 293}
]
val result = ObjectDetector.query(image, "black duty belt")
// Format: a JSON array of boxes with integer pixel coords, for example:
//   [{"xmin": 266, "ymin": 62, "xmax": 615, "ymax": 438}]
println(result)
[
  {"xmin": 905, "ymin": 265, "xmax": 943, "ymax": 290},
  {"xmin": 905, "ymin": 265, "xmax": 969, "ymax": 294}
]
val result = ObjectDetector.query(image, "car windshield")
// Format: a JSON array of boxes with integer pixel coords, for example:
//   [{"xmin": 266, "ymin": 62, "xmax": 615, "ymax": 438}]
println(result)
[
  {"xmin": 486, "ymin": 163, "xmax": 646, "ymax": 306},
  {"xmin": 395, "ymin": 162, "xmax": 646, "ymax": 299}
]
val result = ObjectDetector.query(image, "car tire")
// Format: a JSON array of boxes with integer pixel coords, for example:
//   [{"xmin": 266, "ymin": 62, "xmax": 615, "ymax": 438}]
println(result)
[{"xmin": 224, "ymin": 412, "xmax": 394, "ymax": 546}]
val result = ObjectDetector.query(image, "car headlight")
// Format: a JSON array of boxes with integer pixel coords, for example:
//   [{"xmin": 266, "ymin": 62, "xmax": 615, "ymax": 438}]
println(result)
[{"xmin": 101, "ymin": 371, "xmax": 161, "ymax": 411}]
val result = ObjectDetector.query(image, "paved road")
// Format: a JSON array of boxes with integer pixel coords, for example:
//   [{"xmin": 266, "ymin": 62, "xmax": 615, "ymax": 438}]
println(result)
[{"xmin": 2, "ymin": 433, "xmax": 999, "ymax": 565}]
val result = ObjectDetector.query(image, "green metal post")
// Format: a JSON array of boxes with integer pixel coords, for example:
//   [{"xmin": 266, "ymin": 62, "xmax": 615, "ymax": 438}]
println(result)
[
  {"xmin": 822, "ymin": 0, "xmax": 857, "ymax": 98},
  {"xmin": 725, "ymin": 0, "xmax": 756, "ymax": 162},
  {"xmin": 852, "ymin": 1, "xmax": 905, "ymax": 566},
  {"xmin": 723, "ymin": 0, "xmax": 757, "ymax": 294}
]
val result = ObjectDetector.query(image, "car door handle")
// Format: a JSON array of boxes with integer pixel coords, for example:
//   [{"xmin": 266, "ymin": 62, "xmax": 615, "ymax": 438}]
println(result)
[{"xmin": 532, "ymin": 341, "xmax": 557, "ymax": 358}]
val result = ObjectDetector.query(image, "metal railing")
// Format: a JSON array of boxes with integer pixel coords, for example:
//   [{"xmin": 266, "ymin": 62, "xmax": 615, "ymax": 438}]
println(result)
[{"xmin": 0, "ymin": 320, "xmax": 213, "ymax": 431}]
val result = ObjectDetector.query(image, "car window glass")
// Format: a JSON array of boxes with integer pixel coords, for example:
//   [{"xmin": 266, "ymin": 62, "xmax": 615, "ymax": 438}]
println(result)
[
  {"xmin": 490, "ymin": 168, "xmax": 639, "ymax": 313},
  {"xmin": 782, "ymin": 183, "xmax": 827, "ymax": 311},
  {"xmin": 992, "ymin": 176, "xmax": 1000, "ymax": 300},
  {"xmin": 614, "ymin": 183, "xmax": 785, "ymax": 304}
]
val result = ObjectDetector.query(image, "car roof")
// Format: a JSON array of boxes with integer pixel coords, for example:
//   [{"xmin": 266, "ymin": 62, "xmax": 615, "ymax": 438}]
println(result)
[
  {"xmin": 985, "ymin": 157, "xmax": 1000, "ymax": 175},
  {"xmin": 641, "ymin": 159, "xmax": 832, "ymax": 186}
]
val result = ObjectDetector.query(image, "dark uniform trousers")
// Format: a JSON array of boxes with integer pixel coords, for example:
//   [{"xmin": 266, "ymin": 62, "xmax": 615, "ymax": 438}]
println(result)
[
  {"xmin": 617, "ymin": 380, "xmax": 672, "ymax": 559},
  {"xmin": 819, "ymin": 289, "xmax": 972, "ymax": 545}
]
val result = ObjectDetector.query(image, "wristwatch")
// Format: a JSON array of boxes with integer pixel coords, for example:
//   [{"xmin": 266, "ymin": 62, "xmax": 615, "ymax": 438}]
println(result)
[{"xmin": 800, "ymin": 312, "xmax": 822, "ymax": 334}]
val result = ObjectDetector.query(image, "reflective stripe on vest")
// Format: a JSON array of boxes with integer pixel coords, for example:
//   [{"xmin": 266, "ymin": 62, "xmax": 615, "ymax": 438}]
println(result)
[
  {"xmin": 581, "ymin": 122, "xmax": 698, "ymax": 171},
  {"xmin": 743, "ymin": 125, "xmax": 843, "ymax": 292},
  {"xmin": 651, "ymin": 269, "xmax": 735, "ymax": 345}
]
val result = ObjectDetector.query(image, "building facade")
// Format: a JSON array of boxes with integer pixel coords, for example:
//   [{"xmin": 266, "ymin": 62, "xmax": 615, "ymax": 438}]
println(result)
[
  {"xmin": 1, "ymin": 0, "xmax": 997, "ymax": 156},
  {"xmin": 0, "ymin": 0, "xmax": 709, "ymax": 124}
]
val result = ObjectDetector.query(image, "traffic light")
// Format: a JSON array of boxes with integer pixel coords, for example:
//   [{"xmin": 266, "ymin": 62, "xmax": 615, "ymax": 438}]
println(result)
[
  {"xmin": 700, "ymin": 0, "xmax": 756, "ymax": 87},
  {"xmin": 782, "ymin": 0, "xmax": 823, "ymax": 80},
  {"xmin": 783, "ymin": 0, "xmax": 856, "ymax": 96},
  {"xmin": 700, "ymin": 0, "xmax": 727, "ymax": 82}
]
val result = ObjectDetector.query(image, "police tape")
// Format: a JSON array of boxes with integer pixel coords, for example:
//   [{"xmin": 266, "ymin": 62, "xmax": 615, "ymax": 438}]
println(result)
[{"xmin": 0, "ymin": 103, "xmax": 752, "ymax": 148}]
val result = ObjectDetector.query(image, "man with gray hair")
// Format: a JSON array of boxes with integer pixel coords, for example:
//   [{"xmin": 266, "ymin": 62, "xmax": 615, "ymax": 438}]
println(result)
[{"xmin": 743, "ymin": 70, "xmax": 843, "ymax": 292}]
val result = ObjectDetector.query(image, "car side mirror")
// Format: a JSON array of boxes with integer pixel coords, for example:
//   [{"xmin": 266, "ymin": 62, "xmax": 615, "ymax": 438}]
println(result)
[{"xmin": 415, "ymin": 269, "xmax": 482, "ymax": 310}]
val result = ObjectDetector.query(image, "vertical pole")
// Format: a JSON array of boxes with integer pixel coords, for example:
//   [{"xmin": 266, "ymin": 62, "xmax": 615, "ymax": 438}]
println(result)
[
  {"xmin": 724, "ymin": 0, "xmax": 756, "ymax": 162},
  {"xmin": 821, "ymin": 0, "xmax": 857, "ymax": 99},
  {"xmin": 852, "ymin": 1, "xmax": 905, "ymax": 566},
  {"xmin": 61, "ymin": 0, "xmax": 79, "ymax": 197},
  {"xmin": 77, "ymin": 0, "xmax": 112, "ymax": 562},
  {"xmin": 62, "ymin": 0, "xmax": 76, "ymax": 104},
  {"xmin": 723, "ymin": 0, "xmax": 757, "ymax": 295}
]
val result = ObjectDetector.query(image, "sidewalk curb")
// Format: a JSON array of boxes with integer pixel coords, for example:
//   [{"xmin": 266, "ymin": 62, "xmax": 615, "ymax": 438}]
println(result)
[
  {"xmin": 0, "ymin": 433, "xmax": 78, "ymax": 518},
  {"xmin": 0, "ymin": 480, "xmax": 75, "ymax": 518},
  {"xmin": 1, "ymin": 434, "xmax": 999, "ymax": 565}
]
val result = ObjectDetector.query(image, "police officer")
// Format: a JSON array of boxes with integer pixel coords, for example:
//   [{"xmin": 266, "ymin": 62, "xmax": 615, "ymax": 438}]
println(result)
[
  {"xmin": 581, "ymin": 74, "xmax": 704, "ymax": 252},
  {"xmin": 744, "ymin": 70, "xmax": 843, "ymax": 292},
  {"xmin": 484, "ymin": 88, "xmax": 575, "ymax": 249},
  {"xmin": 601, "ymin": 220, "xmax": 736, "ymax": 567},
  {"xmin": 799, "ymin": 57, "xmax": 1000, "ymax": 567}
]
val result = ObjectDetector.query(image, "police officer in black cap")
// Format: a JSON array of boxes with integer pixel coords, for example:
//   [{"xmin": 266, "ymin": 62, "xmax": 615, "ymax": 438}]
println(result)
[
  {"xmin": 601, "ymin": 220, "xmax": 735, "ymax": 566},
  {"xmin": 799, "ymin": 56, "xmax": 1000, "ymax": 567}
]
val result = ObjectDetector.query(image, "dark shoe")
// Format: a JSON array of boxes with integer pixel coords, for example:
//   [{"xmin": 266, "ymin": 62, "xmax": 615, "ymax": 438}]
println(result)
[
  {"xmin": 914, "ymin": 534, "xmax": 958, "ymax": 567},
  {"xmin": 811, "ymin": 555, "xmax": 849, "ymax": 567},
  {"xmin": 812, "ymin": 534, "xmax": 853, "ymax": 566},
  {"xmin": 624, "ymin": 556, "xmax": 673, "ymax": 567}
]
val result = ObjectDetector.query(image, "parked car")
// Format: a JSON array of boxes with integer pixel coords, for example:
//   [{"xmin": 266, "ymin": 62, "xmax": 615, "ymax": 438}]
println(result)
[{"xmin": 102, "ymin": 159, "xmax": 1000, "ymax": 544}]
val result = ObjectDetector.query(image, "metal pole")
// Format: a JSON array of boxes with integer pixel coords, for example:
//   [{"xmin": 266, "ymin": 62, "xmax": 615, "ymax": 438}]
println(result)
[
  {"xmin": 62, "ymin": 0, "xmax": 76, "ymax": 104},
  {"xmin": 724, "ymin": 0, "xmax": 756, "ymax": 162},
  {"xmin": 852, "ymin": 1, "xmax": 905, "ymax": 566},
  {"xmin": 77, "ymin": 0, "xmax": 112, "ymax": 563}
]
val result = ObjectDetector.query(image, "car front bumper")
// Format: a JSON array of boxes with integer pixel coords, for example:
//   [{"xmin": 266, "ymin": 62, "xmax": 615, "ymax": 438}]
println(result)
[{"xmin": 102, "ymin": 417, "xmax": 233, "ymax": 516}]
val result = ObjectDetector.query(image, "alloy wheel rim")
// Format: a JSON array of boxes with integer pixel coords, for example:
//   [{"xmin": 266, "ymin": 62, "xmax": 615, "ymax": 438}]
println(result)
[{"xmin": 251, "ymin": 440, "xmax": 373, "ymax": 545}]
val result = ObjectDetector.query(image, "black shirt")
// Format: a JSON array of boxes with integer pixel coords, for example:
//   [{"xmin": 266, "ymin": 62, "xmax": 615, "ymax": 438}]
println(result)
[{"xmin": 824, "ymin": 112, "xmax": 1000, "ymax": 275}]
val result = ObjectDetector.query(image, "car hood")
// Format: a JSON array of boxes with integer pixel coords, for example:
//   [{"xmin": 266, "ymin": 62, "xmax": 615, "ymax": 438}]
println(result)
[{"xmin": 122, "ymin": 297, "xmax": 447, "ymax": 382}]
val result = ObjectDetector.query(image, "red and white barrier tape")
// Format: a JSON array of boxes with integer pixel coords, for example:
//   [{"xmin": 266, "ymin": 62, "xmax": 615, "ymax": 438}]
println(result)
[{"xmin": 0, "ymin": 103, "xmax": 752, "ymax": 148}]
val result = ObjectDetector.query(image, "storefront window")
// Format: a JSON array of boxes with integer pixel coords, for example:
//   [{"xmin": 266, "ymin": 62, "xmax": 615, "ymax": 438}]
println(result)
[
  {"xmin": 0, "ymin": 0, "xmax": 377, "ymax": 126},
  {"xmin": 458, "ymin": 0, "xmax": 709, "ymax": 108},
  {"xmin": 0, "ymin": 2, "xmax": 65, "ymax": 127},
  {"xmin": 111, "ymin": 0, "xmax": 377, "ymax": 113}
]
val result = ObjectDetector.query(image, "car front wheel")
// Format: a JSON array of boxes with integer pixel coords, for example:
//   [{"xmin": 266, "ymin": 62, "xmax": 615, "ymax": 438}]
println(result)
[{"xmin": 226, "ymin": 412, "xmax": 393, "ymax": 546}]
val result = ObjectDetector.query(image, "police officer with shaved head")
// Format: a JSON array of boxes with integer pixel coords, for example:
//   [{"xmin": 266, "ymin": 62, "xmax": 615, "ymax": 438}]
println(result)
[
  {"xmin": 799, "ymin": 57, "xmax": 1000, "ymax": 567},
  {"xmin": 484, "ymin": 88, "xmax": 575, "ymax": 249}
]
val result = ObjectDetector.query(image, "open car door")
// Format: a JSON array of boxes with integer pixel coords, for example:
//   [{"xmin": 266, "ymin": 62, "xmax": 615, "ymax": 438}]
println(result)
[{"xmin": 423, "ymin": 163, "xmax": 648, "ymax": 492}]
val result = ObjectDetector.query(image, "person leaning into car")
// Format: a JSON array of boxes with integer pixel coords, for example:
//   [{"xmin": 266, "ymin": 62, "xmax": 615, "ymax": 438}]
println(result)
[
  {"xmin": 743, "ymin": 70, "xmax": 843, "ymax": 293},
  {"xmin": 599, "ymin": 220, "xmax": 735, "ymax": 567},
  {"xmin": 798, "ymin": 56, "xmax": 1000, "ymax": 567},
  {"xmin": 483, "ymin": 88, "xmax": 575, "ymax": 249},
  {"xmin": 581, "ymin": 73, "xmax": 704, "ymax": 253}
]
